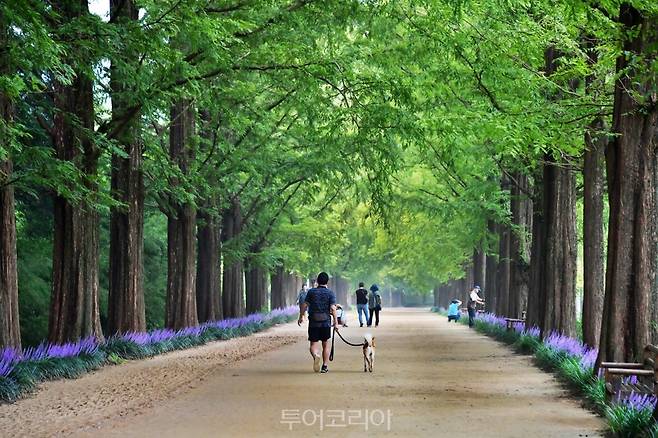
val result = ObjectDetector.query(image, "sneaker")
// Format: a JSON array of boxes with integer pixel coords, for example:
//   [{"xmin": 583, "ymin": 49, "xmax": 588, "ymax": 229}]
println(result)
[
  {"xmin": 360, "ymin": 323, "xmax": 363, "ymax": 327},
  {"xmin": 320, "ymin": 365, "xmax": 329, "ymax": 373},
  {"xmin": 313, "ymin": 354, "xmax": 321, "ymax": 372}
]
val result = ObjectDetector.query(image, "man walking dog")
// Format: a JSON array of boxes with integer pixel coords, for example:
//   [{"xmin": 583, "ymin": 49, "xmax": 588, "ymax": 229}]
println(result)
[{"xmin": 298, "ymin": 272, "xmax": 338, "ymax": 373}]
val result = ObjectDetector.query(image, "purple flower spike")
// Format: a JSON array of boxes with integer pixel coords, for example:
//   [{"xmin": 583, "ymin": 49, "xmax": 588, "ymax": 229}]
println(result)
[
  {"xmin": 0, "ymin": 347, "xmax": 19, "ymax": 378},
  {"xmin": 524, "ymin": 326, "xmax": 540, "ymax": 338},
  {"xmin": 614, "ymin": 390, "xmax": 658, "ymax": 412}
]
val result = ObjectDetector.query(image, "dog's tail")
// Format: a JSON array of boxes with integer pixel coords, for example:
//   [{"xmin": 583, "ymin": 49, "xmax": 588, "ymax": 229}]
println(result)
[{"xmin": 364, "ymin": 333, "xmax": 373, "ymax": 346}]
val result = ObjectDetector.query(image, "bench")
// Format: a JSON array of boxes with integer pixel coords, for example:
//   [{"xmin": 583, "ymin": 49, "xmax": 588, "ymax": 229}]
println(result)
[
  {"xmin": 504, "ymin": 312, "xmax": 527, "ymax": 331},
  {"xmin": 599, "ymin": 344, "xmax": 658, "ymax": 404},
  {"xmin": 505, "ymin": 318, "xmax": 525, "ymax": 332}
]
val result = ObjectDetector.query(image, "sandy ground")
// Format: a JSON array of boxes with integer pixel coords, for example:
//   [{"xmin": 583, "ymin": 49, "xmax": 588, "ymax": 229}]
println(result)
[{"xmin": 0, "ymin": 308, "xmax": 605, "ymax": 437}]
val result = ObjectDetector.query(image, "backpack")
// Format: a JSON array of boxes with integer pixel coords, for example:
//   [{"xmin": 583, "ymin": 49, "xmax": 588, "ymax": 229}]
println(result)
[{"xmin": 374, "ymin": 293, "xmax": 382, "ymax": 309}]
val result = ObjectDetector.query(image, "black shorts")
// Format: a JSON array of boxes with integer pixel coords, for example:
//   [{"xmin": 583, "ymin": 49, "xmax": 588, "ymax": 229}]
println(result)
[{"xmin": 308, "ymin": 326, "xmax": 331, "ymax": 342}]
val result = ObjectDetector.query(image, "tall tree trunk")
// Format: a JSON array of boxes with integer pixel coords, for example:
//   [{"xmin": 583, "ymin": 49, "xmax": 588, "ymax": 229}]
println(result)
[
  {"xmin": 473, "ymin": 247, "xmax": 486, "ymax": 291},
  {"xmin": 599, "ymin": 5, "xmax": 657, "ymax": 363},
  {"xmin": 245, "ymin": 263, "xmax": 268, "ymax": 314},
  {"xmin": 495, "ymin": 176, "xmax": 512, "ymax": 316},
  {"xmin": 0, "ymin": 160, "xmax": 19, "ymax": 349},
  {"xmin": 496, "ymin": 226, "xmax": 511, "ymax": 316},
  {"xmin": 221, "ymin": 198, "xmax": 244, "ymax": 318},
  {"xmin": 448, "ymin": 281, "xmax": 457, "ymax": 308},
  {"xmin": 438, "ymin": 284, "xmax": 448, "ymax": 309},
  {"xmin": 463, "ymin": 262, "xmax": 474, "ymax": 294},
  {"xmin": 581, "ymin": 35, "xmax": 606, "ymax": 349},
  {"xmin": 285, "ymin": 272, "xmax": 297, "ymax": 305},
  {"xmin": 485, "ymin": 220, "xmax": 498, "ymax": 313},
  {"xmin": 531, "ymin": 48, "xmax": 578, "ymax": 338},
  {"xmin": 509, "ymin": 173, "xmax": 532, "ymax": 319},
  {"xmin": 526, "ymin": 173, "xmax": 545, "ymax": 330},
  {"xmin": 49, "ymin": 1, "xmax": 103, "ymax": 344},
  {"xmin": 333, "ymin": 275, "xmax": 348, "ymax": 305},
  {"xmin": 433, "ymin": 285, "xmax": 440, "ymax": 308},
  {"xmin": 540, "ymin": 155, "xmax": 578, "ymax": 338},
  {"xmin": 271, "ymin": 266, "xmax": 286, "ymax": 309},
  {"xmin": 0, "ymin": 11, "xmax": 20, "ymax": 349},
  {"xmin": 460, "ymin": 271, "xmax": 471, "ymax": 308},
  {"xmin": 444, "ymin": 280, "xmax": 454, "ymax": 308},
  {"xmin": 166, "ymin": 100, "xmax": 197, "ymax": 329},
  {"xmin": 108, "ymin": 0, "xmax": 145, "ymax": 335},
  {"xmin": 196, "ymin": 209, "xmax": 221, "ymax": 322},
  {"xmin": 582, "ymin": 118, "xmax": 606, "ymax": 347}
]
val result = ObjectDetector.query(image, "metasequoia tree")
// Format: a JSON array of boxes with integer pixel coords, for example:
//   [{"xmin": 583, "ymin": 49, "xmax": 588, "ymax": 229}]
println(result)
[
  {"xmin": 165, "ymin": 100, "xmax": 198, "ymax": 329},
  {"xmin": 48, "ymin": 0, "xmax": 103, "ymax": 344},
  {"xmin": 598, "ymin": 4, "xmax": 657, "ymax": 363},
  {"xmin": 0, "ymin": 8, "xmax": 20, "ymax": 348},
  {"xmin": 108, "ymin": 0, "xmax": 146, "ymax": 335}
]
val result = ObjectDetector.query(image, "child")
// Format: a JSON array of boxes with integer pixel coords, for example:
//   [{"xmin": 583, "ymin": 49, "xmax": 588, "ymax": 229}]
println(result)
[
  {"xmin": 336, "ymin": 304, "xmax": 348, "ymax": 327},
  {"xmin": 447, "ymin": 299, "xmax": 462, "ymax": 322}
]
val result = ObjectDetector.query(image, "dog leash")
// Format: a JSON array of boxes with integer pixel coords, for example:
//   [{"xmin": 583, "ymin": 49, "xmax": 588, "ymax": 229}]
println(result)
[
  {"xmin": 329, "ymin": 327, "xmax": 366, "ymax": 362},
  {"xmin": 330, "ymin": 327, "xmax": 335, "ymax": 361},
  {"xmin": 335, "ymin": 328, "xmax": 367, "ymax": 347}
]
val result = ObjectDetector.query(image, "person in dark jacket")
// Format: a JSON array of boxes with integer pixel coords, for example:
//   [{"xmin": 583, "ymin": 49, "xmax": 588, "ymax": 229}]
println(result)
[
  {"xmin": 355, "ymin": 282, "xmax": 369, "ymax": 327},
  {"xmin": 367, "ymin": 284, "xmax": 382, "ymax": 327}
]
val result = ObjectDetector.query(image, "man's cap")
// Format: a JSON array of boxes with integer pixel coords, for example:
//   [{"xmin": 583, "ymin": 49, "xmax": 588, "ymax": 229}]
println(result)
[
  {"xmin": 370, "ymin": 284, "xmax": 379, "ymax": 292},
  {"xmin": 474, "ymin": 285, "xmax": 481, "ymax": 290}
]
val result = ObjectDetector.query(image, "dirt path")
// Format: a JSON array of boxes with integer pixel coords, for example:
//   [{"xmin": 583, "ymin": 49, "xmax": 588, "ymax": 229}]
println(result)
[{"xmin": 0, "ymin": 308, "xmax": 605, "ymax": 437}]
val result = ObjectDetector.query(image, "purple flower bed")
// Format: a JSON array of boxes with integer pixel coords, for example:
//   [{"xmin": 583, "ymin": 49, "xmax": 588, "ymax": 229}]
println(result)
[
  {"xmin": 0, "ymin": 306, "xmax": 298, "ymax": 403},
  {"xmin": 0, "ymin": 336, "xmax": 101, "ymax": 375},
  {"xmin": 477, "ymin": 313, "xmax": 507, "ymax": 328},
  {"xmin": 466, "ymin": 312, "xmax": 595, "ymax": 371},
  {"xmin": 543, "ymin": 331, "xmax": 598, "ymax": 370},
  {"xmin": 114, "ymin": 307, "xmax": 296, "ymax": 347},
  {"xmin": 24, "ymin": 336, "xmax": 100, "ymax": 360},
  {"xmin": 468, "ymin": 311, "xmax": 541, "ymax": 343}
]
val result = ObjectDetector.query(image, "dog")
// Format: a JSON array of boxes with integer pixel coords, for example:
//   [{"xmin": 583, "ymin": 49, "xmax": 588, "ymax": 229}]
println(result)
[{"xmin": 363, "ymin": 333, "xmax": 376, "ymax": 372}]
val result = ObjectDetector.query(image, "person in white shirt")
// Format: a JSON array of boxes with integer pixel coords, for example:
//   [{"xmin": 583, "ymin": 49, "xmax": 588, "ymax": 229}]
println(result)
[
  {"xmin": 467, "ymin": 286, "xmax": 485, "ymax": 327},
  {"xmin": 336, "ymin": 304, "xmax": 348, "ymax": 327}
]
